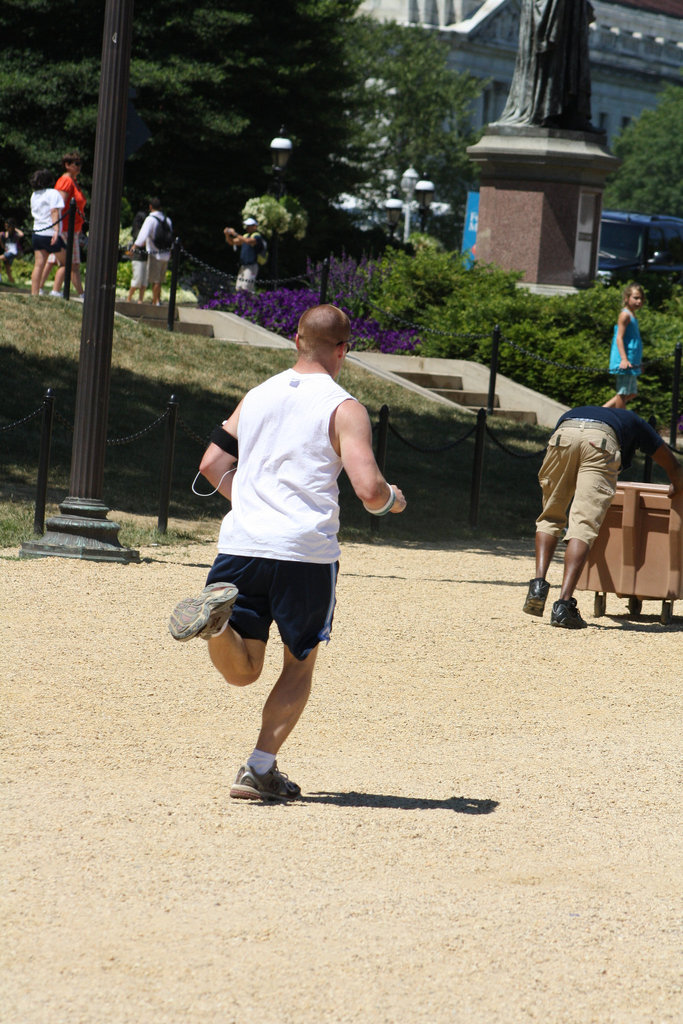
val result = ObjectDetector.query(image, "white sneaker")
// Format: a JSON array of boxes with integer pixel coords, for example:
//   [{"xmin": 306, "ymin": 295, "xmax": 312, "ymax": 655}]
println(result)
[{"xmin": 49, "ymin": 290, "xmax": 63, "ymax": 298}]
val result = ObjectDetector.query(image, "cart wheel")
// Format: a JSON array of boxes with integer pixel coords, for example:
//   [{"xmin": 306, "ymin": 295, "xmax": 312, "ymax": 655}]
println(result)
[
  {"xmin": 594, "ymin": 592, "xmax": 606, "ymax": 617},
  {"xmin": 660, "ymin": 601, "xmax": 673, "ymax": 626},
  {"xmin": 627, "ymin": 596, "xmax": 642, "ymax": 618}
]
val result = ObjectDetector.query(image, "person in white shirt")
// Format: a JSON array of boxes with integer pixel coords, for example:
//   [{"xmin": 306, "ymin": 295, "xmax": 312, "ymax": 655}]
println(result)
[
  {"xmin": 131, "ymin": 197, "xmax": 172, "ymax": 305},
  {"xmin": 169, "ymin": 304, "xmax": 407, "ymax": 802},
  {"xmin": 29, "ymin": 169, "xmax": 64, "ymax": 296}
]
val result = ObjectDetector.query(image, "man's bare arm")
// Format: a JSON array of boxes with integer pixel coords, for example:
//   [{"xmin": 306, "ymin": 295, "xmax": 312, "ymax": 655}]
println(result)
[
  {"xmin": 198, "ymin": 402, "xmax": 243, "ymax": 500},
  {"xmin": 333, "ymin": 399, "xmax": 406, "ymax": 514},
  {"xmin": 652, "ymin": 444, "xmax": 683, "ymax": 494}
]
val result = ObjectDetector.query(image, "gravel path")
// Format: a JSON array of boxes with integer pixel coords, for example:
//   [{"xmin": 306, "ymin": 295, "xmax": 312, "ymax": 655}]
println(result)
[{"xmin": 2, "ymin": 537, "xmax": 681, "ymax": 1024}]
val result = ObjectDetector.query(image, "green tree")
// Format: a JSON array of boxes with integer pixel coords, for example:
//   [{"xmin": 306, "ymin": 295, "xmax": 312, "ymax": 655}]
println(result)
[
  {"xmin": 344, "ymin": 19, "xmax": 483, "ymax": 248},
  {"xmin": 0, "ymin": 0, "xmax": 366, "ymax": 273},
  {"xmin": 603, "ymin": 84, "xmax": 683, "ymax": 217}
]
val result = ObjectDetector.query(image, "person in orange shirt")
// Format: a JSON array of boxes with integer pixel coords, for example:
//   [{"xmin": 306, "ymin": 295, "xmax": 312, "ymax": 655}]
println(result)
[{"xmin": 44, "ymin": 152, "xmax": 87, "ymax": 298}]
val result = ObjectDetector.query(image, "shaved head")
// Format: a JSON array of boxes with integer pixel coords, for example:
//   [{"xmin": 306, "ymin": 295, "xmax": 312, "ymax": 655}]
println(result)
[{"xmin": 297, "ymin": 305, "xmax": 350, "ymax": 358}]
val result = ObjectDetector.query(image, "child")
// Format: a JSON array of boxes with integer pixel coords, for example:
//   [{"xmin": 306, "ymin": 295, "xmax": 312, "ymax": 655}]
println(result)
[
  {"xmin": 603, "ymin": 282, "xmax": 644, "ymax": 409},
  {"xmin": 0, "ymin": 218, "xmax": 25, "ymax": 284}
]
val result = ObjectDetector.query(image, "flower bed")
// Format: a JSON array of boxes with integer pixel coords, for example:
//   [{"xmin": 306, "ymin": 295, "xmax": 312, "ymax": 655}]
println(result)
[{"xmin": 201, "ymin": 254, "xmax": 420, "ymax": 354}]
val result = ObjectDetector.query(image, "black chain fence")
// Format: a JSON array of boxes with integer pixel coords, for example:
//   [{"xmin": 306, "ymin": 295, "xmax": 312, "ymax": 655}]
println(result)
[
  {"xmin": 1, "ymin": 390, "xmax": 212, "ymax": 537},
  {"xmin": 3, "ymin": 379, "xmax": 680, "ymax": 542}
]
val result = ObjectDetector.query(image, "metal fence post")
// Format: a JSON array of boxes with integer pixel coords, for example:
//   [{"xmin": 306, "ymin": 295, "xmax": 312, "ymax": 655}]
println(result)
[
  {"xmin": 371, "ymin": 404, "xmax": 389, "ymax": 534},
  {"xmin": 33, "ymin": 388, "xmax": 55, "ymax": 535},
  {"xmin": 670, "ymin": 341, "xmax": 682, "ymax": 448},
  {"xmin": 158, "ymin": 394, "xmax": 178, "ymax": 534},
  {"xmin": 487, "ymin": 325, "xmax": 500, "ymax": 415},
  {"xmin": 643, "ymin": 414, "xmax": 657, "ymax": 483},
  {"xmin": 63, "ymin": 199, "xmax": 76, "ymax": 301},
  {"xmin": 167, "ymin": 237, "xmax": 181, "ymax": 332},
  {"xmin": 319, "ymin": 256, "xmax": 330, "ymax": 305},
  {"xmin": 469, "ymin": 408, "xmax": 487, "ymax": 528}
]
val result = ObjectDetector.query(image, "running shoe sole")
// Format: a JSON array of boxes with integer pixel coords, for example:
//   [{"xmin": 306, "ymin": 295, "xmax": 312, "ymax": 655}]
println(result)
[
  {"xmin": 168, "ymin": 582, "xmax": 238, "ymax": 641},
  {"xmin": 523, "ymin": 579, "xmax": 550, "ymax": 617}
]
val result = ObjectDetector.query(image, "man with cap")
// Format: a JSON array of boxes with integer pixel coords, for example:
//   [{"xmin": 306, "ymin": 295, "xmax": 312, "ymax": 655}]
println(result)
[{"xmin": 224, "ymin": 217, "xmax": 266, "ymax": 292}]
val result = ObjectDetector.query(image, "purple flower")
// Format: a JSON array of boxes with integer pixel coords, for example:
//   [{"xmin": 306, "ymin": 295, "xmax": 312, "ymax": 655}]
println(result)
[{"xmin": 202, "ymin": 255, "xmax": 419, "ymax": 354}]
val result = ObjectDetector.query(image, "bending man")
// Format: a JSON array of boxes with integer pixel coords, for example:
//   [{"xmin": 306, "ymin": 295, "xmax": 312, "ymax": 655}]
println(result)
[{"xmin": 523, "ymin": 405, "xmax": 683, "ymax": 629}]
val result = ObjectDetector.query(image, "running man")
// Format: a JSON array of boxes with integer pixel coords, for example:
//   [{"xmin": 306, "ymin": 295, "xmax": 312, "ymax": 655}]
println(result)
[{"xmin": 169, "ymin": 304, "xmax": 406, "ymax": 801}]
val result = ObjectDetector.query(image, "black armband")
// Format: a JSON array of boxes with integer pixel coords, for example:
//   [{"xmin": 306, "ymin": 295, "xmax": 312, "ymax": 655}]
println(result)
[{"xmin": 210, "ymin": 425, "xmax": 239, "ymax": 458}]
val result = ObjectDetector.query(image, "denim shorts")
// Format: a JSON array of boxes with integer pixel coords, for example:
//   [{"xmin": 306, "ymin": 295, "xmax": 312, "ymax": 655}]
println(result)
[
  {"xmin": 614, "ymin": 371, "xmax": 639, "ymax": 396},
  {"xmin": 206, "ymin": 553, "xmax": 338, "ymax": 661}
]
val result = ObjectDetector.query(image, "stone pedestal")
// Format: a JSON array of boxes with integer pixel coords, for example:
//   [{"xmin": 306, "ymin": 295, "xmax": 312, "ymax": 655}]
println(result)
[
  {"xmin": 467, "ymin": 126, "xmax": 620, "ymax": 288},
  {"xmin": 20, "ymin": 497, "xmax": 140, "ymax": 564}
]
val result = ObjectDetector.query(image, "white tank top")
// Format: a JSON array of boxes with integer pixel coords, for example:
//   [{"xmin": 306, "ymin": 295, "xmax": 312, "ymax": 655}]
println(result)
[{"xmin": 217, "ymin": 369, "xmax": 355, "ymax": 563}]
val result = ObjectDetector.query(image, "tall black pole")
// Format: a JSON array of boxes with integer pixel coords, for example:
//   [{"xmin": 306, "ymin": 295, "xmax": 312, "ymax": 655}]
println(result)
[
  {"xmin": 487, "ymin": 324, "xmax": 500, "ymax": 416},
  {"xmin": 670, "ymin": 341, "xmax": 681, "ymax": 449},
  {"xmin": 167, "ymin": 237, "xmax": 181, "ymax": 331},
  {"xmin": 63, "ymin": 199, "xmax": 76, "ymax": 301},
  {"xmin": 469, "ymin": 408, "xmax": 487, "ymax": 528},
  {"xmin": 21, "ymin": 0, "xmax": 139, "ymax": 563}
]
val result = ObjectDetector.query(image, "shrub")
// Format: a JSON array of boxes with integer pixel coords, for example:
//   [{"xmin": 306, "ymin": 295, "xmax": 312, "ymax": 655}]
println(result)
[
  {"xmin": 241, "ymin": 195, "xmax": 308, "ymax": 240},
  {"xmin": 203, "ymin": 247, "xmax": 683, "ymax": 423}
]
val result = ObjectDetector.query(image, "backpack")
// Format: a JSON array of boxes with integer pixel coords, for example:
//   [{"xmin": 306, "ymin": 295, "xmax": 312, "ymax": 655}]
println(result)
[
  {"xmin": 152, "ymin": 213, "xmax": 173, "ymax": 250},
  {"xmin": 256, "ymin": 234, "xmax": 268, "ymax": 267}
]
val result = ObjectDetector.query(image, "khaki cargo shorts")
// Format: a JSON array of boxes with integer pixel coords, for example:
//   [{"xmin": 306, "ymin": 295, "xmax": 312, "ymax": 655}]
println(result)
[{"xmin": 536, "ymin": 419, "xmax": 621, "ymax": 547}]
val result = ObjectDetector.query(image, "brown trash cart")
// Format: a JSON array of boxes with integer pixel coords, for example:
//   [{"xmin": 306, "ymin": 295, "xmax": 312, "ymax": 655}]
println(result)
[{"xmin": 576, "ymin": 481, "xmax": 683, "ymax": 625}]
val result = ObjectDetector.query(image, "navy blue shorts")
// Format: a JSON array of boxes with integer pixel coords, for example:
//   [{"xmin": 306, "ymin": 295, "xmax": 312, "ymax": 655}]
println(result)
[{"xmin": 205, "ymin": 554, "xmax": 338, "ymax": 661}]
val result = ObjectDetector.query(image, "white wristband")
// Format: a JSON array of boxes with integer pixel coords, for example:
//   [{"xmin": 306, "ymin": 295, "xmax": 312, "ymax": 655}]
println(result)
[{"xmin": 364, "ymin": 487, "xmax": 396, "ymax": 516}]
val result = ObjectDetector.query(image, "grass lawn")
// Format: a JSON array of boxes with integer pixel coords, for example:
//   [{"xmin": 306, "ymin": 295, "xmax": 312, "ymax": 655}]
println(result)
[{"xmin": 0, "ymin": 291, "xmax": 663, "ymax": 551}]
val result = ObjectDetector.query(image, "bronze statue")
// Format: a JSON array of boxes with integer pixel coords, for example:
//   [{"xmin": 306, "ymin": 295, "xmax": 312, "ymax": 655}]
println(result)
[{"xmin": 495, "ymin": 0, "xmax": 596, "ymax": 131}]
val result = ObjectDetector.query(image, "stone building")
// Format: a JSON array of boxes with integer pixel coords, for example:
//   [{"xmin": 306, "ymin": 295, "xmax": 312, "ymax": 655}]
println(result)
[{"xmin": 358, "ymin": 0, "xmax": 683, "ymax": 144}]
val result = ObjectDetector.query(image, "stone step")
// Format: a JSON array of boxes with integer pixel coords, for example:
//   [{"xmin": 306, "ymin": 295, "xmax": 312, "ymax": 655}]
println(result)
[
  {"xmin": 432, "ymin": 389, "xmax": 496, "ymax": 406},
  {"xmin": 391, "ymin": 366, "xmax": 537, "ymax": 424},
  {"xmin": 395, "ymin": 370, "xmax": 464, "ymax": 390},
  {"xmin": 137, "ymin": 317, "xmax": 213, "ymax": 337},
  {"xmin": 115, "ymin": 300, "xmax": 214, "ymax": 337},
  {"xmin": 490, "ymin": 409, "xmax": 538, "ymax": 425},
  {"xmin": 434, "ymin": 391, "xmax": 536, "ymax": 423},
  {"xmin": 115, "ymin": 300, "xmax": 172, "ymax": 319}
]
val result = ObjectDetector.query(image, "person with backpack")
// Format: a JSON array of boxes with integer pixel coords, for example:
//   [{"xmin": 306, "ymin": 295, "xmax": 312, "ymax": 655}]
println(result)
[
  {"xmin": 131, "ymin": 197, "xmax": 173, "ymax": 305},
  {"xmin": 224, "ymin": 217, "xmax": 266, "ymax": 292}
]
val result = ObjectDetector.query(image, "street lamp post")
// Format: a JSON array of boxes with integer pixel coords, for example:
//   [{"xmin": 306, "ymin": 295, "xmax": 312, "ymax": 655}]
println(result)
[
  {"xmin": 270, "ymin": 126, "xmax": 292, "ymax": 198},
  {"xmin": 269, "ymin": 126, "xmax": 293, "ymax": 281},
  {"xmin": 21, "ymin": 0, "xmax": 139, "ymax": 564},
  {"xmin": 400, "ymin": 166, "xmax": 419, "ymax": 244},
  {"xmin": 415, "ymin": 177, "xmax": 435, "ymax": 232},
  {"xmin": 385, "ymin": 196, "xmax": 403, "ymax": 240}
]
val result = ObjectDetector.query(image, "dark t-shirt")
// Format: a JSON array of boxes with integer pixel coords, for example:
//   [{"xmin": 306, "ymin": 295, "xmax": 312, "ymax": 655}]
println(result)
[
  {"xmin": 240, "ymin": 232, "xmax": 264, "ymax": 266},
  {"xmin": 556, "ymin": 406, "xmax": 663, "ymax": 470}
]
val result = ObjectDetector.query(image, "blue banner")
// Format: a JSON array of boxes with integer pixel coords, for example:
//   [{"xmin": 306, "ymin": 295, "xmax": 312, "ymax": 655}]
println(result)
[{"xmin": 461, "ymin": 191, "xmax": 479, "ymax": 266}]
